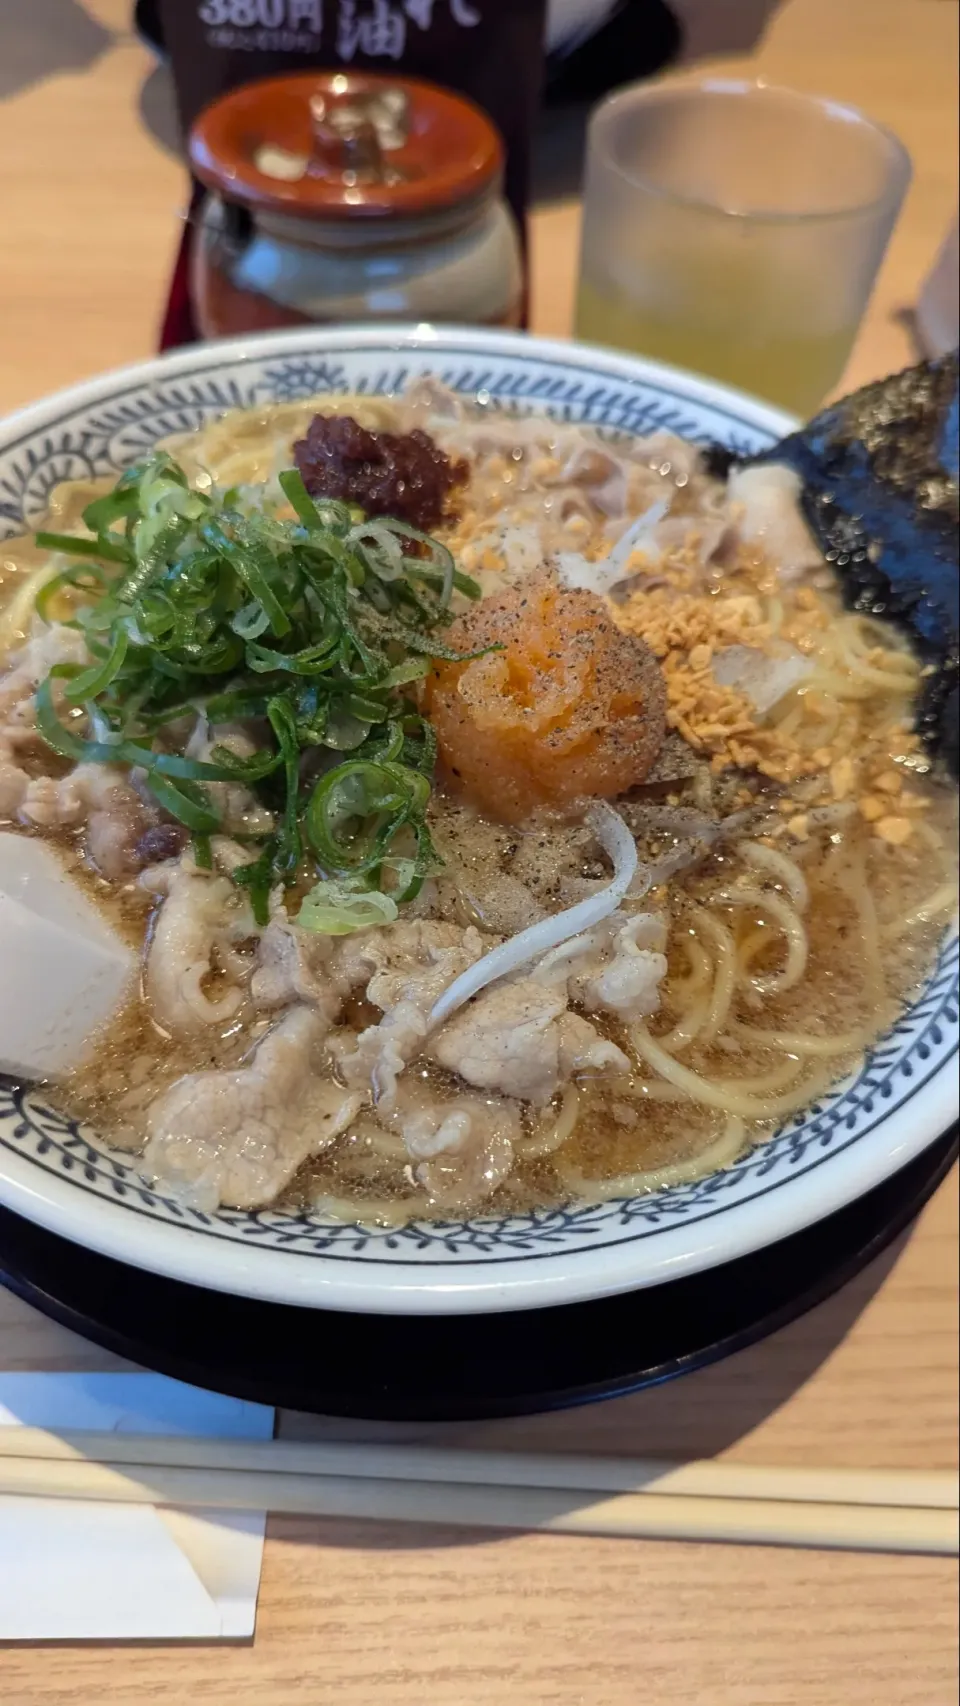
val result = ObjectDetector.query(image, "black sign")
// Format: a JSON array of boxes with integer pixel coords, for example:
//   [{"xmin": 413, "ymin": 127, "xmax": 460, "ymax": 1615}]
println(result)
[{"xmin": 158, "ymin": 0, "xmax": 548, "ymax": 233}]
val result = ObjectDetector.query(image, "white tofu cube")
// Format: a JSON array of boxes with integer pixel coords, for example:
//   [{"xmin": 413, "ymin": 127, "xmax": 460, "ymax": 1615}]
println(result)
[{"xmin": 0, "ymin": 832, "xmax": 136, "ymax": 1078}]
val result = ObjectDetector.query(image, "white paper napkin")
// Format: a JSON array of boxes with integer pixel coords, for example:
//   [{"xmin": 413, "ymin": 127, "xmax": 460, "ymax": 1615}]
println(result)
[{"xmin": 0, "ymin": 1372, "xmax": 274, "ymax": 1640}]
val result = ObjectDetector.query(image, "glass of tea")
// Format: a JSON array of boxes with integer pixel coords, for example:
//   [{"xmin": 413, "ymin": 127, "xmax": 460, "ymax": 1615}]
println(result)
[{"xmin": 575, "ymin": 79, "xmax": 911, "ymax": 416}]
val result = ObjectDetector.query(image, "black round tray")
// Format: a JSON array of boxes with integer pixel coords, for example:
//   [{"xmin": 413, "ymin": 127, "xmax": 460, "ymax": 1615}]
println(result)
[{"xmin": 1, "ymin": 1129, "xmax": 955, "ymax": 1421}]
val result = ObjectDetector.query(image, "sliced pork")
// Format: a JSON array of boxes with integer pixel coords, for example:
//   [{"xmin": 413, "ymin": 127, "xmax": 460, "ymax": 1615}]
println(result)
[
  {"xmin": 532, "ymin": 910, "xmax": 668, "ymax": 1022},
  {"xmin": 144, "ymin": 1006, "xmax": 359, "ymax": 1210},
  {"xmin": 386, "ymin": 1082, "xmax": 521, "ymax": 1210},
  {"xmin": 144, "ymin": 862, "xmax": 257, "ymax": 1035},
  {"xmin": 430, "ymin": 979, "xmax": 629, "ymax": 1106},
  {"xmin": 333, "ymin": 921, "xmax": 488, "ymax": 1107}
]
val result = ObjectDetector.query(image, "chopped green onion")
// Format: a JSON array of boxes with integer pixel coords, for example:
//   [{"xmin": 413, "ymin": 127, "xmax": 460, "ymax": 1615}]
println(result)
[
  {"xmin": 35, "ymin": 531, "xmax": 130, "ymax": 565},
  {"xmin": 408, "ymin": 561, "xmax": 483, "ymax": 602},
  {"xmin": 230, "ymin": 601, "xmax": 273, "ymax": 641},
  {"xmin": 344, "ymin": 692, "xmax": 390, "ymax": 723},
  {"xmin": 35, "ymin": 670, "xmax": 112, "ymax": 762},
  {"xmin": 63, "ymin": 629, "xmax": 129, "ymax": 702},
  {"xmin": 266, "ymin": 695, "xmax": 302, "ymax": 876},
  {"xmin": 298, "ymin": 878, "xmax": 399, "ymax": 935},
  {"xmin": 358, "ymin": 722, "xmax": 406, "ymax": 765},
  {"xmin": 305, "ymin": 757, "xmax": 431, "ymax": 879},
  {"xmin": 278, "ymin": 468, "xmax": 323, "ymax": 529},
  {"xmin": 231, "ymin": 842, "xmax": 277, "ymax": 926},
  {"xmin": 322, "ymin": 706, "xmax": 373, "ymax": 751},
  {"xmin": 81, "ymin": 485, "xmax": 142, "ymax": 534},
  {"xmin": 35, "ymin": 562, "xmax": 112, "ymax": 624},
  {"xmin": 200, "ymin": 517, "xmax": 291, "ymax": 638},
  {"xmin": 144, "ymin": 773, "xmax": 221, "ymax": 833},
  {"xmin": 381, "ymin": 657, "xmax": 431, "ymax": 689},
  {"xmin": 32, "ymin": 450, "xmax": 487, "ymax": 907},
  {"xmin": 245, "ymin": 636, "xmax": 340, "ymax": 676}
]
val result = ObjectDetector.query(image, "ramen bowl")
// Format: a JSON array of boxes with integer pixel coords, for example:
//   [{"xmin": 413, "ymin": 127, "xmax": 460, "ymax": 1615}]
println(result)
[{"xmin": 0, "ymin": 326, "xmax": 956, "ymax": 1314}]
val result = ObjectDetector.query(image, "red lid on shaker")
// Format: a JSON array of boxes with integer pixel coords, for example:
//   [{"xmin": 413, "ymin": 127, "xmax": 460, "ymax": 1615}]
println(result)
[{"xmin": 189, "ymin": 71, "xmax": 504, "ymax": 221}]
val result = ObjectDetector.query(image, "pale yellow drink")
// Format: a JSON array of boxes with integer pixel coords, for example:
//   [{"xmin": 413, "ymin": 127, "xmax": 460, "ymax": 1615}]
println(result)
[
  {"xmin": 576, "ymin": 82, "xmax": 911, "ymax": 423},
  {"xmin": 575, "ymin": 278, "xmax": 857, "ymax": 417}
]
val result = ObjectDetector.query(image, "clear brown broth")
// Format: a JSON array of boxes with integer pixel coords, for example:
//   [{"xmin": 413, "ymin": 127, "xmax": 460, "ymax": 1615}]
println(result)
[{"xmin": 48, "ymin": 782, "xmax": 957, "ymax": 1221}]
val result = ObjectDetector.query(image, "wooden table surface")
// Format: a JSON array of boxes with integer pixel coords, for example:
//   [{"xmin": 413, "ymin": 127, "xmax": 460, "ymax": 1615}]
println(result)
[{"xmin": 0, "ymin": 2, "xmax": 958, "ymax": 1702}]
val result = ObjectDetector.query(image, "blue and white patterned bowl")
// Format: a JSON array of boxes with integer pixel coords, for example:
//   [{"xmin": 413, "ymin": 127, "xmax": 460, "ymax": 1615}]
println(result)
[{"xmin": 0, "ymin": 327, "xmax": 956, "ymax": 1315}]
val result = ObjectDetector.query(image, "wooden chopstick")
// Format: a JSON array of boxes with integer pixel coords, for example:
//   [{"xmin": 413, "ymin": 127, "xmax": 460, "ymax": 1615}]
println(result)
[
  {"xmin": 0, "ymin": 1430, "xmax": 955, "ymax": 1555},
  {"xmin": 0, "ymin": 1428, "xmax": 957, "ymax": 1512},
  {"xmin": 0, "ymin": 1454, "xmax": 955, "ymax": 1555}
]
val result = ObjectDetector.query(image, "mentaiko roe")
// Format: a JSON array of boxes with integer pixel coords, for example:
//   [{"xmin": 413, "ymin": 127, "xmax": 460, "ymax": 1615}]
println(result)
[{"xmin": 423, "ymin": 574, "xmax": 667, "ymax": 823}]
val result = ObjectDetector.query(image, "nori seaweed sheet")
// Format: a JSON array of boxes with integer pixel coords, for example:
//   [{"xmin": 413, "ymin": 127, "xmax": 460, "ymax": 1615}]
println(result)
[{"xmin": 706, "ymin": 353, "xmax": 960, "ymax": 777}]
